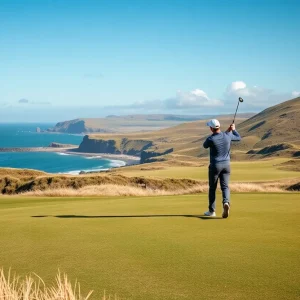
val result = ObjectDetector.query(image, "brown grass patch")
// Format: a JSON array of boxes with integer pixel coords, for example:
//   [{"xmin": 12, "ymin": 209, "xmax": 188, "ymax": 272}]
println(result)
[
  {"xmin": 21, "ymin": 181, "xmax": 289, "ymax": 197},
  {"xmin": 0, "ymin": 173, "xmax": 200, "ymax": 195},
  {"xmin": 1, "ymin": 168, "xmax": 298, "ymax": 196}
]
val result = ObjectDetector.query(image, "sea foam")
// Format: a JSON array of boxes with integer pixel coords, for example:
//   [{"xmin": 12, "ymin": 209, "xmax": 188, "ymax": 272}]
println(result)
[{"xmin": 109, "ymin": 160, "xmax": 127, "ymax": 167}]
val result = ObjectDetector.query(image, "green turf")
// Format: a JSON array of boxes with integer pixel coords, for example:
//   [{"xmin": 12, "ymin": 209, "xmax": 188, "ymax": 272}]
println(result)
[
  {"xmin": 0, "ymin": 194, "xmax": 299, "ymax": 300},
  {"xmin": 119, "ymin": 158, "xmax": 300, "ymax": 181}
]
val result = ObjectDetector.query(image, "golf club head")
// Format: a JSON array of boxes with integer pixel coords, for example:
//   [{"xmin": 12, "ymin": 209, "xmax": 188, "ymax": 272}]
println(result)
[{"xmin": 239, "ymin": 97, "xmax": 244, "ymax": 102}]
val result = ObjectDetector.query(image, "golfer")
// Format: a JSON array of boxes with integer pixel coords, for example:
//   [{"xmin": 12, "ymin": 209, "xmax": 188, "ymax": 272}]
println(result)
[{"xmin": 203, "ymin": 119, "xmax": 241, "ymax": 218}]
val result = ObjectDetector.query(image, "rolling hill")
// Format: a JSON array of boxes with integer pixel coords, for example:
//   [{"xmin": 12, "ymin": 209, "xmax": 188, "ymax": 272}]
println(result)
[
  {"xmin": 77, "ymin": 97, "xmax": 300, "ymax": 162},
  {"xmin": 231, "ymin": 97, "xmax": 300, "ymax": 156},
  {"xmin": 78, "ymin": 116, "xmax": 248, "ymax": 162}
]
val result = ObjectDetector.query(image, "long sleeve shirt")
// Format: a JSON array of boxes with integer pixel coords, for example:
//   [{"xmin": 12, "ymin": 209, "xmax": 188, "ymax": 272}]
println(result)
[{"xmin": 203, "ymin": 130, "xmax": 241, "ymax": 165}]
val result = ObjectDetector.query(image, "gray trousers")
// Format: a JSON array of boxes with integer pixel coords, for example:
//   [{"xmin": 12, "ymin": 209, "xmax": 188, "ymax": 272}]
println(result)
[{"xmin": 208, "ymin": 163, "xmax": 231, "ymax": 212}]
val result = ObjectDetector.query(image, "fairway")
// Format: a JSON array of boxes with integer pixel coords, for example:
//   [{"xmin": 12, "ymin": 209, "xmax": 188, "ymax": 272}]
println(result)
[
  {"xmin": 118, "ymin": 159, "xmax": 299, "ymax": 181},
  {"xmin": 0, "ymin": 194, "xmax": 299, "ymax": 300}
]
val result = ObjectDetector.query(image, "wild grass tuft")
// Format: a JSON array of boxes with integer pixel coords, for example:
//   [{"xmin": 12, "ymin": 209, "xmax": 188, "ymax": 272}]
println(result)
[
  {"xmin": 0, "ymin": 268, "xmax": 123, "ymax": 300},
  {"xmin": 0, "ymin": 268, "xmax": 93, "ymax": 300}
]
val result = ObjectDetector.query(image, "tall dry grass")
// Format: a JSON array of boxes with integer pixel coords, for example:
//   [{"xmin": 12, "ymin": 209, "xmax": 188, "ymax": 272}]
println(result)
[
  {"xmin": 0, "ymin": 268, "xmax": 93, "ymax": 300},
  {"xmin": 0, "ymin": 268, "xmax": 121, "ymax": 300},
  {"xmin": 21, "ymin": 182, "xmax": 286, "ymax": 197}
]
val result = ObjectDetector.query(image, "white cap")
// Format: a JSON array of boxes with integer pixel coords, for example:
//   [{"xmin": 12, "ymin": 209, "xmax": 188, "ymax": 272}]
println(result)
[{"xmin": 206, "ymin": 119, "xmax": 220, "ymax": 129}]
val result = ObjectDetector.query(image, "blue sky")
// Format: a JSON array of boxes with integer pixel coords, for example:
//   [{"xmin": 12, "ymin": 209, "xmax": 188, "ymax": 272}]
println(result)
[{"xmin": 0, "ymin": 0, "xmax": 299, "ymax": 122}]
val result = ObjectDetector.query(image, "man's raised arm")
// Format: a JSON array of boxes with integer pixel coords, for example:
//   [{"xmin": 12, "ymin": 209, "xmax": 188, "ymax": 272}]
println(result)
[{"xmin": 225, "ymin": 124, "xmax": 241, "ymax": 141}]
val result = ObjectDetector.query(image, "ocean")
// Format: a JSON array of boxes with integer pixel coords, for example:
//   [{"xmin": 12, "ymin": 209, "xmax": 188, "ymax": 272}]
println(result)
[{"xmin": 0, "ymin": 123, "xmax": 126, "ymax": 174}]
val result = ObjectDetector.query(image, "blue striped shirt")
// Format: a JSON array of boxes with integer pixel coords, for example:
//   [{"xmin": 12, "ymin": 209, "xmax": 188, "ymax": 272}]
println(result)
[{"xmin": 203, "ymin": 130, "xmax": 241, "ymax": 165}]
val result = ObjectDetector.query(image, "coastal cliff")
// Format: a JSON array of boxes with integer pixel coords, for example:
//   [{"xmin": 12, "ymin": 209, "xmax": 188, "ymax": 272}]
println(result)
[
  {"xmin": 77, "ymin": 136, "xmax": 173, "ymax": 163},
  {"xmin": 78, "ymin": 136, "xmax": 153, "ymax": 156},
  {"xmin": 48, "ymin": 119, "xmax": 114, "ymax": 134}
]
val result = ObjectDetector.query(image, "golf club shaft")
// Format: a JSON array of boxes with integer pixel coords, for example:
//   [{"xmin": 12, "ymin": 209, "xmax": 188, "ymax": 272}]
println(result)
[{"xmin": 232, "ymin": 101, "xmax": 240, "ymax": 124}]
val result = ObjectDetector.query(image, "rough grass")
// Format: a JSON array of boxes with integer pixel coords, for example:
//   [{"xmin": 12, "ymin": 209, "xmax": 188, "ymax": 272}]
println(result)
[
  {"xmin": 0, "ymin": 268, "xmax": 93, "ymax": 300},
  {"xmin": 1, "ymin": 158, "xmax": 299, "ymax": 195},
  {"xmin": 1, "ymin": 194, "xmax": 299, "ymax": 300},
  {"xmin": 0, "ymin": 269, "xmax": 122, "ymax": 300},
  {"xmin": 0, "ymin": 173, "xmax": 200, "ymax": 195},
  {"xmin": 20, "ymin": 182, "xmax": 287, "ymax": 197}
]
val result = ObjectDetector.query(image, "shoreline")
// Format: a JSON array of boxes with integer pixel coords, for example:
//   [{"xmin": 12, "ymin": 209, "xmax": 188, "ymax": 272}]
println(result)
[{"xmin": 0, "ymin": 146, "xmax": 140, "ymax": 166}]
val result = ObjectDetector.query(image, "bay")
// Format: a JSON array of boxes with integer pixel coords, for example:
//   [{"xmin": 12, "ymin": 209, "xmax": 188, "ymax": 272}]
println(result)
[
  {"xmin": 0, "ymin": 123, "xmax": 83, "ymax": 147},
  {"xmin": 0, "ymin": 123, "xmax": 125, "ymax": 174}
]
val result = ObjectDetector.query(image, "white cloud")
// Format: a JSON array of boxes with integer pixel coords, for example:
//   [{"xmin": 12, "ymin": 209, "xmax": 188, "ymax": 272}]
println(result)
[
  {"xmin": 165, "ymin": 89, "xmax": 223, "ymax": 109},
  {"xmin": 108, "ymin": 88, "xmax": 224, "ymax": 111},
  {"xmin": 227, "ymin": 81, "xmax": 247, "ymax": 92},
  {"xmin": 292, "ymin": 91, "xmax": 300, "ymax": 98},
  {"xmin": 105, "ymin": 81, "xmax": 295, "ymax": 114},
  {"xmin": 224, "ymin": 81, "xmax": 291, "ymax": 108}
]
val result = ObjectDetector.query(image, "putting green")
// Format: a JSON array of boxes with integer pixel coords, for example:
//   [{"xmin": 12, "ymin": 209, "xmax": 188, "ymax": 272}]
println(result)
[
  {"xmin": 0, "ymin": 194, "xmax": 299, "ymax": 300},
  {"xmin": 118, "ymin": 158, "xmax": 300, "ymax": 181}
]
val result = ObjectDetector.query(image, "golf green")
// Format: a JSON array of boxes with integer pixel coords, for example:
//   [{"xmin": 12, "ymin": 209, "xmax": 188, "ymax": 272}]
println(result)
[{"xmin": 0, "ymin": 194, "xmax": 299, "ymax": 300}]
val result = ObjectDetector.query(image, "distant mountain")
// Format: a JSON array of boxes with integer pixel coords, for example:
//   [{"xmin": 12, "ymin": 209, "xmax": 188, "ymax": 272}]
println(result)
[{"xmin": 48, "ymin": 113, "xmax": 254, "ymax": 134}]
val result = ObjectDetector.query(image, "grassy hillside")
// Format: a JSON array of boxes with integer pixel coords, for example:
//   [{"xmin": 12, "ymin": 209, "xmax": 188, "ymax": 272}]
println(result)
[
  {"xmin": 1, "ymin": 194, "xmax": 299, "ymax": 300},
  {"xmin": 233, "ymin": 97, "xmax": 300, "ymax": 150},
  {"xmin": 83, "ymin": 116, "xmax": 247, "ymax": 160}
]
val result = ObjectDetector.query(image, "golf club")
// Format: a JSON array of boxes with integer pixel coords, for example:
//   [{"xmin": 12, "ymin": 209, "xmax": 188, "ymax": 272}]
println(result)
[{"xmin": 232, "ymin": 97, "xmax": 244, "ymax": 124}]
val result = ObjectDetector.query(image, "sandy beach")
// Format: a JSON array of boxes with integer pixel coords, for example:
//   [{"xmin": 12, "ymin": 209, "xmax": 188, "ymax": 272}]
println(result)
[{"xmin": 0, "ymin": 146, "xmax": 140, "ymax": 165}]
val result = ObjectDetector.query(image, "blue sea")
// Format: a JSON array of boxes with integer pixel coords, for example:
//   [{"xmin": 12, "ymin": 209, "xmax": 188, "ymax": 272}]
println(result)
[{"xmin": 0, "ymin": 123, "xmax": 126, "ymax": 174}]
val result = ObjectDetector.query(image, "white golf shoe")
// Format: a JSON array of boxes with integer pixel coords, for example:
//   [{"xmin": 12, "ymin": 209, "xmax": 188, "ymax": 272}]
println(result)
[
  {"xmin": 204, "ymin": 211, "xmax": 216, "ymax": 217},
  {"xmin": 222, "ymin": 203, "xmax": 230, "ymax": 219}
]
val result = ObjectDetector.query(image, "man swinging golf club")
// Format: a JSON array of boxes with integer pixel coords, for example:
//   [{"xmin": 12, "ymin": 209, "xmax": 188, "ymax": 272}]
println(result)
[{"xmin": 203, "ymin": 99, "xmax": 243, "ymax": 218}]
